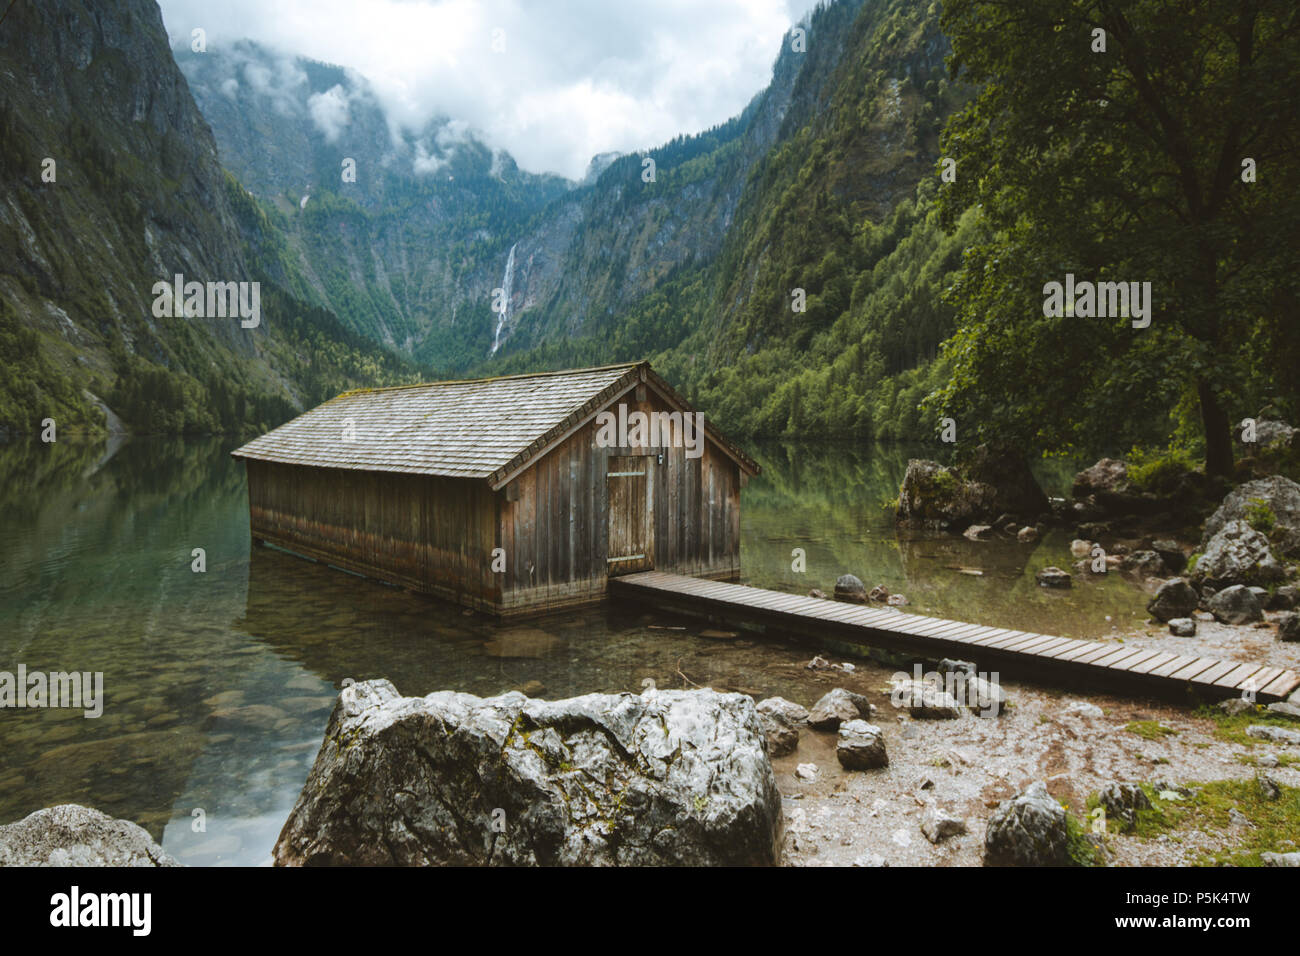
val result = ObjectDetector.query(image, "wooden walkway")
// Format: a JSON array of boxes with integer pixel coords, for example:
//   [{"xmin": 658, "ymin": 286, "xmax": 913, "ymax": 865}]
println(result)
[{"xmin": 610, "ymin": 571, "xmax": 1300, "ymax": 703}]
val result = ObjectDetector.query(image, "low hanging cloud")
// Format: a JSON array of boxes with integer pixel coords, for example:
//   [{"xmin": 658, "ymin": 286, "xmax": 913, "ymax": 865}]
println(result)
[
  {"xmin": 158, "ymin": 0, "xmax": 819, "ymax": 180},
  {"xmin": 307, "ymin": 84, "xmax": 352, "ymax": 142}
]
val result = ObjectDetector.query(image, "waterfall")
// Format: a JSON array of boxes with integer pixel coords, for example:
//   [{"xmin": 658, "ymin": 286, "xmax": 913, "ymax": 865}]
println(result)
[{"xmin": 490, "ymin": 242, "xmax": 517, "ymax": 356}]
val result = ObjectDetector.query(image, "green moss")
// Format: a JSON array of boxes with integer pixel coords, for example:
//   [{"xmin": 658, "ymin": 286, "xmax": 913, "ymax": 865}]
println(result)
[
  {"xmin": 1126, "ymin": 446, "xmax": 1197, "ymax": 496},
  {"xmin": 1125, "ymin": 720, "xmax": 1178, "ymax": 741},
  {"xmin": 1127, "ymin": 779, "xmax": 1300, "ymax": 866},
  {"xmin": 1063, "ymin": 808, "xmax": 1103, "ymax": 866}
]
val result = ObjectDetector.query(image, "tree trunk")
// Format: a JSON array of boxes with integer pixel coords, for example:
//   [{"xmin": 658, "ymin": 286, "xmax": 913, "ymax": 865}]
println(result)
[{"xmin": 1197, "ymin": 378, "xmax": 1233, "ymax": 477}]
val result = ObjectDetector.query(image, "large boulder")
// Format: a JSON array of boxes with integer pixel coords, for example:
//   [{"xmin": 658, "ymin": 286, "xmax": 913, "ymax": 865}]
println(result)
[
  {"xmin": 1147, "ymin": 578, "xmax": 1200, "ymax": 622},
  {"xmin": 1071, "ymin": 458, "xmax": 1162, "ymax": 515},
  {"xmin": 1072, "ymin": 458, "xmax": 1131, "ymax": 500},
  {"xmin": 1193, "ymin": 520, "xmax": 1285, "ymax": 589},
  {"xmin": 1202, "ymin": 476, "xmax": 1300, "ymax": 558},
  {"xmin": 963, "ymin": 442, "xmax": 1050, "ymax": 520},
  {"xmin": 984, "ymin": 782, "xmax": 1069, "ymax": 866},
  {"xmin": 897, "ymin": 447, "xmax": 1049, "ymax": 530},
  {"xmin": 0, "ymin": 805, "xmax": 178, "ymax": 867},
  {"xmin": 1206, "ymin": 584, "xmax": 1265, "ymax": 624},
  {"xmin": 274, "ymin": 681, "xmax": 783, "ymax": 866},
  {"xmin": 896, "ymin": 460, "xmax": 998, "ymax": 530}
]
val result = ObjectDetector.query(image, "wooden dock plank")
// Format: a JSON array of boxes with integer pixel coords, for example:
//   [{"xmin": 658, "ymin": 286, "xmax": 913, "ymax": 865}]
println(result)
[{"xmin": 608, "ymin": 572, "xmax": 1296, "ymax": 702}]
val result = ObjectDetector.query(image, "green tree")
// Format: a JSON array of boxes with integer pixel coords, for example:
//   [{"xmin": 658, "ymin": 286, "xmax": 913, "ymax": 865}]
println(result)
[{"xmin": 932, "ymin": 0, "xmax": 1300, "ymax": 475}]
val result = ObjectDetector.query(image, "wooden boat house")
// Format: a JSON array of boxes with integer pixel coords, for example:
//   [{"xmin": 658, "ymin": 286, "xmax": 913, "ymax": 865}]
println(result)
[{"xmin": 231, "ymin": 362, "xmax": 759, "ymax": 616}]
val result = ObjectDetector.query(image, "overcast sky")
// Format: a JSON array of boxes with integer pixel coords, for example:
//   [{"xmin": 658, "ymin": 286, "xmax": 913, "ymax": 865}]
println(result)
[{"xmin": 158, "ymin": 0, "xmax": 821, "ymax": 180}]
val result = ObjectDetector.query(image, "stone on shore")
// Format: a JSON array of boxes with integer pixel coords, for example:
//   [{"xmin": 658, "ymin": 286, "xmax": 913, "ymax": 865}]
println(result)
[
  {"xmin": 807, "ymin": 688, "xmax": 870, "ymax": 731},
  {"xmin": 834, "ymin": 574, "xmax": 868, "ymax": 604},
  {"xmin": 835, "ymin": 720, "xmax": 888, "ymax": 770},
  {"xmin": 1193, "ymin": 520, "xmax": 1285, "ymax": 589},
  {"xmin": 0, "ymin": 805, "xmax": 179, "ymax": 867},
  {"xmin": 1206, "ymin": 584, "xmax": 1265, "ymax": 624},
  {"xmin": 984, "ymin": 782, "xmax": 1069, "ymax": 866},
  {"xmin": 1202, "ymin": 475, "xmax": 1300, "ymax": 558},
  {"xmin": 1276, "ymin": 611, "xmax": 1300, "ymax": 642},
  {"xmin": 273, "ymin": 680, "xmax": 783, "ymax": 866},
  {"xmin": 1167, "ymin": 618, "xmax": 1197, "ymax": 637},
  {"xmin": 920, "ymin": 805, "xmax": 967, "ymax": 844},
  {"xmin": 756, "ymin": 697, "xmax": 807, "ymax": 757},
  {"xmin": 1147, "ymin": 578, "xmax": 1199, "ymax": 622}
]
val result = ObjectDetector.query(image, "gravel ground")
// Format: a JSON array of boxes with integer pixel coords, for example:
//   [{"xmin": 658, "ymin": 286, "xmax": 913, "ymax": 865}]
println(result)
[{"xmin": 772, "ymin": 609, "xmax": 1300, "ymax": 867}]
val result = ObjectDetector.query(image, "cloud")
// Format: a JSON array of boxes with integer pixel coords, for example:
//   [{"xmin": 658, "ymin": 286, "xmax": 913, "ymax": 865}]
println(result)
[
  {"xmin": 158, "ymin": 0, "xmax": 821, "ymax": 179},
  {"xmin": 307, "ymin": 84, "xmax": 351, "ymax": 142}
]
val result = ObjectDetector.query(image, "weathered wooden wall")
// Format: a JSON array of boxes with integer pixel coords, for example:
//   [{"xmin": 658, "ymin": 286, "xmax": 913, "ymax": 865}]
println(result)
[
  {"xmin": 246, "ymin": 460, "xmax": 501, "ymax": 612},
  {"xmin": 244, "ymin": 389, "xmax": 744, "ymax": 617},
  {"xmin": 496, "ymin": 390, "xmax": 742, "ymax": 614}
]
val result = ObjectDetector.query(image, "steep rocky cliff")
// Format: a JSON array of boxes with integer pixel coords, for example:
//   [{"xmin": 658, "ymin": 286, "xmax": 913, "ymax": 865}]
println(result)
[{"xmin": 0, "ymin": 0, "xmax": 414, "ymax": 434}]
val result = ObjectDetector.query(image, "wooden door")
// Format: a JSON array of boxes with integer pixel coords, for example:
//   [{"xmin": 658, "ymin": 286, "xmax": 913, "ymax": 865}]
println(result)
[{"xmin": 606, "ymin": 455, "xmax": 653, "ymax": 575}]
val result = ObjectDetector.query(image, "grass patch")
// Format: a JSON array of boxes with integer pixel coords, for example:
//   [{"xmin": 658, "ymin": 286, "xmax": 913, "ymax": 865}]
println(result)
[
  {"xmin": 1195, "ymin": 703, "xmax": 1300, "ymax": 747},
  {"xmin": 1126, "ymin": 720, "xmax": 1178, "ymax": 741},
  {"xmin": 1124, "ymin": 779, "xmax": 1300, "ymax": 866},
  {"xmin": 1245, "ymin": 497, "xmax": 1276, "ymax": 534}
]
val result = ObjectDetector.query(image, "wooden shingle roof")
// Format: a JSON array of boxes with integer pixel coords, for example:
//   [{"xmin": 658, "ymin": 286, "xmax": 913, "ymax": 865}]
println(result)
[{"xmin": 231, "ymin": 361, "xmax": 758, "ymax": 485}]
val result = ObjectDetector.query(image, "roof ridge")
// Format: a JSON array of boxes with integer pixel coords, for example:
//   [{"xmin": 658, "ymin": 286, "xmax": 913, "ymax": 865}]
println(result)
[{"xmin": 333, "ymin": 361, "xmax": 644, "ymax": 398}]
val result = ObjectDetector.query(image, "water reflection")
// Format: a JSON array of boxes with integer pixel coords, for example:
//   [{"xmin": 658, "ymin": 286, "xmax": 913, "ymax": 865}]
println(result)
[{"xmin": 0, "ymin": 436, "xmax": 1147, "ymax": 865}]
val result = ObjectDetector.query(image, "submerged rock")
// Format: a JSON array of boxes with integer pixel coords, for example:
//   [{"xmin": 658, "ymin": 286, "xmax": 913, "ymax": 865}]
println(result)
[
  {"xmin": 833, "ymin": 574, "xmax": 868, "ymax": 604},
  {"xmin": 984, "ymin": 782, "xmax": 1069, "ymax": 866},
  {"xmin": 0, "ymin": 805, "xmax": 178, "ymax": 867},
  {"xmin": 1035, "ymin": 566, "xmax": 1072, "ymax": 588},
  {"xmin": 273, "ymin": 680, "xmax": 783, "ymax": 866}
]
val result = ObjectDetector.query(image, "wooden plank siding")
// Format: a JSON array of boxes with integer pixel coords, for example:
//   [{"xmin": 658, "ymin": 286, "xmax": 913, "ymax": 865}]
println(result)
[
  {"xmin": 246, "ymin": 459, "xmax": 500, "ymax": 612},
  {"xmin": 494, "ymin": 392, "xmax": 744, "ymax": 615}
]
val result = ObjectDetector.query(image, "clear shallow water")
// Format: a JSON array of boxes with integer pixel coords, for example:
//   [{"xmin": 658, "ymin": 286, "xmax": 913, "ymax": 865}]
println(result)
[{"xmin": 0, "ymin": 437, "xmax": 1148, "ymax": 865}]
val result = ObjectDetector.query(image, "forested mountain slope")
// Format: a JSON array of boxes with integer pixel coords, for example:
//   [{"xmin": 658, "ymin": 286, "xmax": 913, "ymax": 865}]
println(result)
[{"xmin": 0, "ymin": 0, "xmax": 417, "ymax": 436}]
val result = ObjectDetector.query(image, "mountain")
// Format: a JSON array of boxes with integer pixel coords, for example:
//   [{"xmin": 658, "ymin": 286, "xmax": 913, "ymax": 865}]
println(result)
[
  {"xmin": 177, "ymin": 0, "xmax": 975, "ymax": 445},
  {"xmin": 0, "ymin": 0, "xmax": 417, "ymax": 436},
  {"xmin": 175, "ymin": 41, "xmax": 572, "ymax": 367},
  {"xmin": 177, "ymin": 3, "xmax": 860, "ymax": 371}
]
